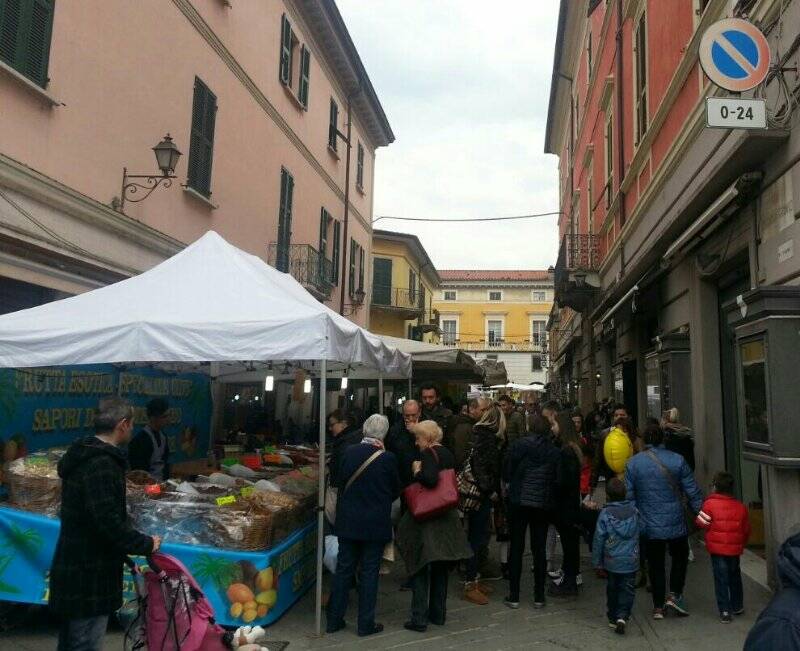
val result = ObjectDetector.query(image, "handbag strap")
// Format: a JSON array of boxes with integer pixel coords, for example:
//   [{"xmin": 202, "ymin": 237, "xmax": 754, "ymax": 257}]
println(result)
[
  {"xmin": 645, "ymin": 449, "xmax": 683, "ymax": 502},
  {"xmin": 343, "ymin": 449, "xmax": 383, "ymax": 494}
]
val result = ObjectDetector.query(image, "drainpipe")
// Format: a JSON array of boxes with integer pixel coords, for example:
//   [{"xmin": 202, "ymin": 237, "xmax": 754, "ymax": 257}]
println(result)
[{"xmin": 615, "ymin": 0, "xmax": 627, "ymax": 270}]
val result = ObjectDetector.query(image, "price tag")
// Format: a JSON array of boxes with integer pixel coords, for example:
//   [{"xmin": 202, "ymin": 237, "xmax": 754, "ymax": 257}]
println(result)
[
  {"xmin": 706, "ymin": 97, "xmax": 766, "ymax": 129},
  {"xmin": 216, "ymin": 495, "xmax": 236, "ymax": 506},
  {"xmin": 240, "ymin": 486, "xmax": 255, "ymax": 498}
]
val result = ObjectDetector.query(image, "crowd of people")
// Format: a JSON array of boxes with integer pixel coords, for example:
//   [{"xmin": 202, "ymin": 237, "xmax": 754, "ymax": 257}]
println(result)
[{"xmin": 323, "ymin": 386, "xmax": 767, "ymax": 639}]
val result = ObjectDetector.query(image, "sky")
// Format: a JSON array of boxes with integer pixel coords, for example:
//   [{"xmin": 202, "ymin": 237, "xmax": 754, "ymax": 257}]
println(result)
[{"xmin": 336, "ymin": 0, "xmax": 562, "ymax": 270}]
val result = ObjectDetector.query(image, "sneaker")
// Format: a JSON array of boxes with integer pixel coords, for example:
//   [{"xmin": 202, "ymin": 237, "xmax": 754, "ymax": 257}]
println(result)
[
  {"xmin": 576, "ymin": 572, "xmax": 583, "ymax": 586},
  {"xmin": 551, "ymin": 571, "xmax": 583, "ymax": 587},
  {"xmin": 608, "ymin": 620, "xmax": 617, "ymax": 629},
  {"xmin": 733, "ymin": 608, "xmax": 745, "ymax": 616},
  {"xmin": 463, "ymin": 582, "xmax": 489, "ymax": 605},
  {"xmin": 503, "ymin": 596, "xmax": 520, "ymax": 609},
  {"xmin": 548, "ymin": 568, "xmax": 563, "ymax": 580},
  {"xmin": 533, "ymin": 600, "xmax": 546, "ymax": 609},
  {"xmin": 615, "ymin": 619, "xmax": 626, "ymax": 635},
  {"xmin": 652, "ymin": 608, "xmax": 665, "ymax": 620},
  {"xmin": 666, "ymin": 593, "xmax": 690, "ymax": 617},
  {"xmin": 720, "ymin": 612, "xmax": 732, "ymax": 624}
]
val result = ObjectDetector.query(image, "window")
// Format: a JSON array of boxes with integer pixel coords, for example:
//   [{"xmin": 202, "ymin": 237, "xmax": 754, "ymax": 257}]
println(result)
[
  {"xmin": 298, "ymin": 45, "xmax": 311, "ymax": 108},
  {"xmin": 349, "ymin": 239, "xmax": 363, "ymax": 296},
  {"xmin": 276, "ymin": 168, "xmax": 294, "ymax": 272},
  {"xmin": 531, "ymin": 354, "xmax": 543, "ymax": 372},
  {"xmin": 531, "ymin": 320, "xmax": 546, "ymax": 346},
  {"xmin": 487, "ymin": 319, "xmax": 503, "ymax": 345},
  {"xmin": 587, "ymin": 30, "xmax": 592, "ymax": 77},
  {"xmin": 372, "ymin": 258, "xmax": 392, "ymax": 305},
  {"xmin": 0, "ymin": 0, "xmax": 54, "ymax": 87},
  {"xmin": 605, "ymin": 110, "xmax": 613, "ymax": 208},
  {"xmin": 328, "ymin": 98, "xmax": 339, "ymax": 151},
  {"xmin": 331, "ymin": 220, "xmax": 341, "ymax": 284},
  {"xmin": 441, "ymin": 319, "xmax": 458, "ymax": 345},
  {"xmin": 443, "ymin": 290, "xmax": 457, "ymax": 301},
  {"xmin": 486, "ymin": 354, "xmax": 498, "ymax": 361},
  {"xmin": 634, "ymin": 11, "xmax": 648, "ymax": 144},
  {"xmin": 187, "ymin": 77, "xmax": 218, "ymax": 198},
  {"xmin": 532, "ymin": 291, "xmax": 546, "ymax": 302},
  {"xmin": 358, "ymin": 246, "xmax": 364, "ymax": 291},
  {"xmin": 348, "ymin": 239, "xmax": 356, "ymax": 296},
  {"xmin": 573, "ymin": 94, "xmax": 580, "ymax": 140},
  {"xmin": 356, "ymin": 142, "xmax": 365, "ymax": 190},
  {"xmin": 278, "ymin": 14, "xmax": 297, "ymax": 86},
  {"xmin": 408, "ymin": 269, "xmax": 417, "ymax": 304},
  {"xmin": 488, "ymin": 291, "xmax": 502, "ymax": 301},
  {"xmin": 318, "ymin": 208, "xmax": 331, "ymax": 256},
  {"xmin": 588, "ymin": 172, "xmax": 594, "ymax": 234}
]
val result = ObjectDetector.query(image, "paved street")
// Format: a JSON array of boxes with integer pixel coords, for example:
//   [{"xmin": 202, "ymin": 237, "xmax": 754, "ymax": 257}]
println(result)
[{"xmin": 3, "ymin": 541, "xmax": 771, "ymax": 650}]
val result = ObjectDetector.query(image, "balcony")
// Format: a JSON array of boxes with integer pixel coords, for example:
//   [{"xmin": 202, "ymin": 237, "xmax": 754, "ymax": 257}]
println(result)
[
  {"xmin": 371, "ymin": 286, "xmax": 425, "ymax": 319},
  {"xmin": 554, "ymin": 233, "xmax": 601, "ymax": 312},
  {"xmin": 267, "ymin": 243, "xmax": 334, "ymax": 301},
  {"xmin": 440, "ymin": 339, "xmax": 546, "ymax": 353}
]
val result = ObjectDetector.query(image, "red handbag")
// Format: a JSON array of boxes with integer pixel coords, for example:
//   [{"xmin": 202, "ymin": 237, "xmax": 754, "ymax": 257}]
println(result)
[{"xmin": 403, "ymin": 446, "xmax": 459, "ymax": 522}]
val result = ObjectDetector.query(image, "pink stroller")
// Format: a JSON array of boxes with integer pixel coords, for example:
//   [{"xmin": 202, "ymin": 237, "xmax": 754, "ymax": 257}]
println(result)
[{"xmin": 124, "ymin": 553, "xmax": 232, "ymax": 651}]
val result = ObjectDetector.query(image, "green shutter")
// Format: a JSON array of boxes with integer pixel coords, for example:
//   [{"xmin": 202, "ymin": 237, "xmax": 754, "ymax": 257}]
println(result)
[
  {"xmin": 187, "ymin": 77, "xmax": 217, "ymax": 197},
  {"xmin": 0, "ymin": 0, "xmax": 54, "ymax": 87},
  {"xmin": 331, "ymin": 220, "xmax": 340, "ymax": 284},
  {"xmin": 358, "ymin": 247, "xmax": 364, "ymax": 290},
  {"xmin": 318, "ymin": 207, "xmax": 327, "ymax": 254},
  {"xmin": 279, "ymin": 13, "xmax": 292, "ymax": 85},
  {"xmin": 328, "ymin": 99, "xmax": 338, "ymax": 151},
  {"xmin": 298, "ymin": 44, "xmax": 310, "ymax": 108},
  {"xmin": 356, "ymin": 143, "xmax": 364, "ymax": 188},
  {"xmin": 348, "ymin": 239, "xmax": 356, "ymax": 295},
  {"xmin": 277, "ymin": 168, "xmax": 294, "ymax": 273},
  {"xmin": 372, "ymin": 258, "xmax": 391, "ymax": 305}
]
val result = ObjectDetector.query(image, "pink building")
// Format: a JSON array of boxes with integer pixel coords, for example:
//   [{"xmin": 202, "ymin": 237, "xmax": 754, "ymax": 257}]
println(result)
[{"xmin": 0, "ymin": 0, "xmax": 392, "ymax": 327}]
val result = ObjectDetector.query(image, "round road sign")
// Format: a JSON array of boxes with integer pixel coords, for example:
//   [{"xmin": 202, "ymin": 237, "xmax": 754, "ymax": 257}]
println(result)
[{"xmin": 699, "ymin": 18, "xmax": 771, "ymax": 92}]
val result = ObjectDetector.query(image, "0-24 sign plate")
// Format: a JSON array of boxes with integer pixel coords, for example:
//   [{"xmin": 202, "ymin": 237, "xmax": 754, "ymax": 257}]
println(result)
[{"xmin": 706, "ymin": 97, "xmax": 767, "ymax": 129}]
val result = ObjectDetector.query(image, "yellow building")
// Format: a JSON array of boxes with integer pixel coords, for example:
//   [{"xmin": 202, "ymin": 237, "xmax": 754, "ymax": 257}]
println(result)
[
  {"xmin": 433, "ymin": 270, "xmax": 554, "ymax": 385},
  {"xmin": 369, "ymin": 230, "xmax": 440, "ymax": 342}
]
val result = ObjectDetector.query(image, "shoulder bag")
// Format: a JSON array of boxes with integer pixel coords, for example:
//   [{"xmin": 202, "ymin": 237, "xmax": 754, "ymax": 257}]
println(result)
[
  {"xmin": 325, "ymin": 449, "xmax": 383, "ymax": 525},
  {"xmin": 457, "ymin": 450, "xmax": 482, "ymax": 512},
  {"xmin": 403, "ymin": 446, "xmax": 459, "ymax": 522},
  {"xmin": 644, "ymin": 449, "xmax": 696, "ymax": 533}
]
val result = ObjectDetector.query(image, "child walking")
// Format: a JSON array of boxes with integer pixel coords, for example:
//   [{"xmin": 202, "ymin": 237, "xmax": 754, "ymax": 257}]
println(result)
[
  {"xmin": 592, "ymin": 477, "xmax": 642, "ymax": 635},
  {"xmin": 696, "ymin": 471, "xmax": 750, "ymax": 623}
]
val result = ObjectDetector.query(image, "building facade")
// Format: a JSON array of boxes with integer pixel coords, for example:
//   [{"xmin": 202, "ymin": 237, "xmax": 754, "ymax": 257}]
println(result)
[
  {"xmin": 0, "ymin": 0, "xmax": 392, "ymax": 325},
  {"xmin": 369, "ymin": 229, "xmax": 440, "ymax": 342},
  {"xmin": 546, "ymin": 0, "xmax": 800, "ymax": 581},
  {"xmin": 433, "ymin": 270, "xmax": 553, "ymax": 385}
]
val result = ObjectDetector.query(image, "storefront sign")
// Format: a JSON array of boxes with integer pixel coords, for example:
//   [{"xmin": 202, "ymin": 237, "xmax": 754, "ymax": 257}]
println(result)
[
  {"xmin": 0, "ymin": 507, "xmax": 316, "ymax": 628},
  {"xmin": 0, "ymin": 365, "xmax": 211, "ymax": 464}
]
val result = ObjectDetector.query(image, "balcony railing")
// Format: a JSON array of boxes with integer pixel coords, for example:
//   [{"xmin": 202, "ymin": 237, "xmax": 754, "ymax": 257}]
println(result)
[
  {"xmin": 554, "ymin": 233, "xmax": 601, "ymax": 311},
  {"xmin": 371, "ymin": 286, "xmax": 424, "ymax": 315},
  {"xmin": 267, "ymin": 243, "xmax": 334, "ymax": 300},
  {"xmin": 440, "ymin": 339, "xmax": 546, "ymax": 352}
]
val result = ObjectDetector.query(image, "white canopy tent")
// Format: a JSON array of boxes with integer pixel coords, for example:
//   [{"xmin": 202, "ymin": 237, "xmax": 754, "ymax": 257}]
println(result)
[{"xmin": 0, "ymin": 231, "xmax": 410, "ymax": 634}]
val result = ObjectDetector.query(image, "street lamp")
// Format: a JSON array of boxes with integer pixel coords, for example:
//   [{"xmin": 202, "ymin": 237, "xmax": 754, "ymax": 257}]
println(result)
[{"xmin": 113, "ymin": 134, "xmax": 182, "ymax": 212}]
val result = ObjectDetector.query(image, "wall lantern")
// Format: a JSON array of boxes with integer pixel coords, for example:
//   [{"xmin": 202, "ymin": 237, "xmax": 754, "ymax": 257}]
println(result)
[{"xmin": 113, "ymin": 134, "xmax": 182, "ymax": 212}]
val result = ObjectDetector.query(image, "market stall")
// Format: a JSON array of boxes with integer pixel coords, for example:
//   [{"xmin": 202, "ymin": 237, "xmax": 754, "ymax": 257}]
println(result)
[{"xmin": 0, "ymin": 231, "xmax": 411, "ymax": 634}]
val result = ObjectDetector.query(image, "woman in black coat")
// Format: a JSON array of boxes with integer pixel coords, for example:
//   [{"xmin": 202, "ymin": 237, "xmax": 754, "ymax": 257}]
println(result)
[
  {"xmin": 502, "ymin": 414, "xmax": 561, "ymax": 608},
  {"xmin": 549, "ymin": 411, "xmax": 583, "ymax": 596},
  {"xmin": 397, "ymin": 421, "xmax": 471, "ymax": 633}
]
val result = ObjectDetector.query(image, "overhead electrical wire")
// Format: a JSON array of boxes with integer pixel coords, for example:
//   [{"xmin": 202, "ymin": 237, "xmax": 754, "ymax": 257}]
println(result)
[{"xmin": 372, "ymin": 211, "xmax": 563, "ymax": 224}]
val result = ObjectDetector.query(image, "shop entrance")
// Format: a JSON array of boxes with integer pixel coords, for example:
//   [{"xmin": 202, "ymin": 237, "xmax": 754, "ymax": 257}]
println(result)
[{"xmin": 718, "ymin": 265, "xmax": 763, "ymax": 550}]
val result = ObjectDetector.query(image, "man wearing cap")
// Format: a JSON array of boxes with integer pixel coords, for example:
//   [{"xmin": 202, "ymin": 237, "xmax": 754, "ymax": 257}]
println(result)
[{"xmin": 128, "ymin": 398, "xmax": 171, "ymax": 480}]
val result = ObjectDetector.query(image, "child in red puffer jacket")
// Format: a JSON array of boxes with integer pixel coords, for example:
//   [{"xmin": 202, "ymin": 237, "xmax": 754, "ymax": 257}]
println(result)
[{"xmin": 696, "ymin": 471, "xmax": 751, "ymax": 623}]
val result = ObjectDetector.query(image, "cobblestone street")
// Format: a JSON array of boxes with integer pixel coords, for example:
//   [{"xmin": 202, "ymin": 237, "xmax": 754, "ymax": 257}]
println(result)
[{"xmin": 3, "ymin": 541, "xmax": 771, "ymax": 650}]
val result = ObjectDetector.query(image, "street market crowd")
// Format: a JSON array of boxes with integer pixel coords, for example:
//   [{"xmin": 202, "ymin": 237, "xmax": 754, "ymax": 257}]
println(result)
[{"xmin": 323, "ymin": 384, "xmax": 800, "ymax": 649}]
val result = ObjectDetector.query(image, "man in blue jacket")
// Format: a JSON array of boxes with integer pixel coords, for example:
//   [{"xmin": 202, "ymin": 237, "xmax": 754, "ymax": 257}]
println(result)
[{"xmin": 625, "ymin": 424, "xmax": 703, "ymax": 619}]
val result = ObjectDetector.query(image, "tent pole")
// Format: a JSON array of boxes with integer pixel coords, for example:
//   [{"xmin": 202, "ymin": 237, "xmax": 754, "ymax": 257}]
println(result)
[
  {"xmin": 378, "ymin": 375, "xmax": 384, "ymax": 415},
  {"xmin": 315, "ymin": 359, "xmax": 327, "ymax": 637},
  {"xmin": 407, "ymin": 375, "xmax": 412, "ymax": 399}
]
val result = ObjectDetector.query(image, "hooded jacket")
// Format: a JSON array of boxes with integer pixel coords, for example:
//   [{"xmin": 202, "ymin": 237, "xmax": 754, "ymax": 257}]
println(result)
[
  {"xmin": 696, "ymin": 492, "xmax": 750, "ymax": 556},
  {"xmin": 329, "ymin": 424, "xmax": 363, "ymax": 489},
  {"xmin": 504, "ymin": 433, "xmax": 561, "ymax": 510},
  {"xmin": 470, "ymin": 423, "xmax": 501, "ymax": 495},
  {"xmin": 49, "ymin": 436, "xmax": 153, "ymax": 618},
  {"xmin": 447, "ymin": 413, "xmax": 476, "ymax": 470},
  {"xmin": 592, "ymin": 499, "xmax": 642, "ymax": 574},
  {"xmin": 744, "ymin": 532, "xmax": 800, "ymax": 651}
]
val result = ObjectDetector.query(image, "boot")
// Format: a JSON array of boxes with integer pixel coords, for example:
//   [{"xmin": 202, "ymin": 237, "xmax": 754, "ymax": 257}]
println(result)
[
  {"xmin": 476, "ymin": 581, "xmax": 495, "ymax": 595},
  {"xmin": 463, "ymin": 581, "xmax": 489, "ymax": 605}
]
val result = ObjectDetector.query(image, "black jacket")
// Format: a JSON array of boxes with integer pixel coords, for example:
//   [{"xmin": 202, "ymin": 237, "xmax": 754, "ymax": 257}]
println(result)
[
  {"xmin": 504, "ymin": 433, "xmax": 561, "ymax": 510},
  {"xmin": 555, "ymin": 445, "xmax": 582, "ymax": 523},
  {"xmin": 385, "ymin": 421, "xmax": 421, "ymax": 488},
  {"xmin": 329, "ymin": 425, "xmax": 363, "ymax": 489},
  {"xmin": 745, "ymin": 532, "xmax": 800, "ymax": 651},
  {"xmin": 335, "ymin": 443, "xmax": 401, "ymax": 542},
  {"xmin": 416, "ymin": 445, "xmax": 456, "ymax": 488},
  {"xmin": 470, "ymin": 424, "xmax": 501, "ymax": 495},
  {"xmin": 447, "ymin": 413, "xmax": 475, "ymax": 470},
  {"xmin": 664, "ymin": 427, "xmax": 696, "ymax": 471},
  {"xmin": 49, "ymin": 436, "xmax": 153, "ymax": 618},
  {"xmin": 128, "ymin": 427, "xmax": 171, "ymax": 480}
]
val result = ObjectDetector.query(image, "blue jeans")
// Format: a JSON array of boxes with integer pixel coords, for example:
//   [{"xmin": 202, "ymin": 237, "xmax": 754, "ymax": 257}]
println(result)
[
  {"xmin": 711, "ymin": 554, "xmax": 743, "ymax": 614},
  {"xmin": 606, "ymin": 572, "xmax": 637, "ymax": 622},
  {"xmin": 465, "ymin": 498, "xmax": 492, "ymax": 581},
  {"xmin": 57, "ymin": 615, "xmax": 108, "ymax": 651},
  {"xmin": 326, "ymin": 537, "xmax": 384, "ymax": 634}
]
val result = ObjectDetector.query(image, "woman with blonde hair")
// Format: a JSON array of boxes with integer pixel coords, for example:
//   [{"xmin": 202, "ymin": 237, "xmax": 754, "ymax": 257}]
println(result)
[
  {"xmin": 396, "ymin": 420, "xmax": 471, "ymax": 632},
  {"xmin": 662, "ymin": 407, "xmax": 695, "ymax": 471}
]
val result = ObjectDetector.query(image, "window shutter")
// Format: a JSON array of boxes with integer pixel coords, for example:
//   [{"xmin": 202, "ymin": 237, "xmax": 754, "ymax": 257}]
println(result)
[
  {"xmin": 188, "ymin": 78, "xmax": 217, "ymax": 197},
  {"xmin": 328, "ymin": 99, "xmax": 338, "ymax": 151},
  {"xmin": 331, "ymin": 220, "xmax": 340, "ymax": 283},
  {"xmin": 356, "ymin": 143, "xmax": 364, "ymax": 188},
  {"xmin": 358, "ymin": 246, "xmax": 364, "ymax": 290},
  {"xmin": 0, "ymin": 0, "xmax": 54, "ymax": 87},
  {"xmin": 0, "ymin": 0, "xmax": 22, "ymax": 67},
  {"xmin": 298, "ymin": 45, "xmax": 310, "ymax": 108},
  {"xmin": 279, "ymin": 13, "xmax": 292, "ymax": 85},
  {"xmin": 348, "ymin": 239, "xmax": 356, "ymax": 295},
  {"xmin": 318, "ymin": 208, "xmax": 328, "ymax": 254},
  {"xmin": 277, "ymin": 168, "xmax": 294, "ymax": 272}
]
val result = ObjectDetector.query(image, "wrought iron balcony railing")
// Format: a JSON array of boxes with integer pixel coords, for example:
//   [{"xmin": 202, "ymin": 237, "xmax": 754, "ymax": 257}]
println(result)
[
  {"xmin": 371, "ymin": 286, "xmax": 425, "ymax": 314},
  {"xmin": 267, "ymin": 243, "xmax": 334, "ymax": 299}
]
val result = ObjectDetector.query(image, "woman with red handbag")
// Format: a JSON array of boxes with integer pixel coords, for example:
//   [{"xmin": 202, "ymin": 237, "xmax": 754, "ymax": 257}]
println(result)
[{"xmin": 396, "ymin": 421, "xmax": 471, "ymax": 633}]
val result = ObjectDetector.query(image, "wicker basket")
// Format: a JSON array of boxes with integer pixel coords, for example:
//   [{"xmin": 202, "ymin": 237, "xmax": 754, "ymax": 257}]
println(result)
[
  {"xmin": 209, "ymin": 501, "xmax": 281, "ymax": 551},
  {"xmin": 7, "ymin": 457, "xmax": 61, "ymax": 517}
]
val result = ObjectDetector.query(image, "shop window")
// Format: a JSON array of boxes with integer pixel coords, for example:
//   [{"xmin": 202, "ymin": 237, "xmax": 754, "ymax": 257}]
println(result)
[
  {"xmin": 187, "ymin": 77, "xmax": 217, "ymax": 198},
  {"xmin": 740, "ymin": 338, "xmax": 770, "ymax": 445},
  {"xmin": 276, "ymin": 167, "xmax": 294, "ymax": 273},
  {"xmin": 0, "ymin": 0, "xmax": 54, "ymax": 87}
]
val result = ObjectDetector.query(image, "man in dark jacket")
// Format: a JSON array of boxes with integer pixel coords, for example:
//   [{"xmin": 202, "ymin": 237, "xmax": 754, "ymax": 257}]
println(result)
[
  {"xmin": 128, "ymin": 397, "xmax": 171, "ymax": 480},
  {"xmin": 745, "ymin": 531, "xmax": 800, "ymax": 650},
  {"xmin": 327, "ymin": 415, "xmax": 400, "ymax": 637},
  {"xmin": 499, "ymin": 395, "xmax": 525, "ymax": 446},
  {"xmin": 420, "ymin": 383, "xmax": 452, "ymax": 443},
  {"xmin": 446, "ymin": 398, "xmax": 481, "ymax": 469},
  {"xmin": 385, "ymin": 399, "xmax": 421, "ymax": 488},
  {"xmin": 327, "ymin": 409, "xmax": 363, "ymax": 489},
  {"xmin": 50, "ymin": 397, "xmax": 158, "ymax": 651}
]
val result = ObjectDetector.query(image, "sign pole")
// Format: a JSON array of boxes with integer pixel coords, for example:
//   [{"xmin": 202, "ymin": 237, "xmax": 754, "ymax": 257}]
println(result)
[
  {"xmin": 315, "ymin": 359, "xmax": 327, "ymax": 637},
  {"xmin": 378, "ymin": 375, "xmax": 384, "ymax": 415}
]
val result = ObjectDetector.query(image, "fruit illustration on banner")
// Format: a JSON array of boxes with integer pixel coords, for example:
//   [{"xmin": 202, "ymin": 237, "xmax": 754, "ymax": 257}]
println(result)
[{"xmin": 223, "ymin": 564, "xmax": 278, "ymax": 622}]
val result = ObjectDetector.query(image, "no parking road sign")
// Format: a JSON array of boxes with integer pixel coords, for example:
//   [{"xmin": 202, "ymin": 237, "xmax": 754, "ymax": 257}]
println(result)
[{"xmin": 700, "ymin": 18, "xmax": 771, "ymax": 92}]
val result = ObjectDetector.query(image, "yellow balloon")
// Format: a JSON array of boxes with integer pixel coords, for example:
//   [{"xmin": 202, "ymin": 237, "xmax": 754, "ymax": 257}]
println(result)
[{"xmin": 603, "ymin": 427, "xmax": 634, "ymax": 475}]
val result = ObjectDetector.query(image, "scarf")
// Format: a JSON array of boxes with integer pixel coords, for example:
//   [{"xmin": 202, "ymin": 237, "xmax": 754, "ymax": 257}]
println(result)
[{"xmin": 362, "ymin": 436, "xmax": 385, "ymax": 449}]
